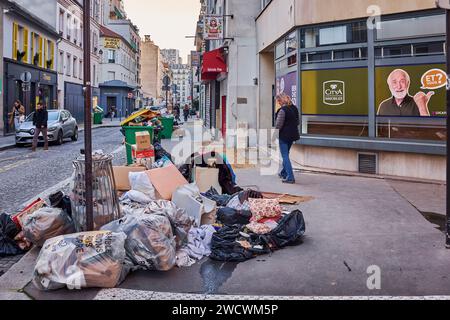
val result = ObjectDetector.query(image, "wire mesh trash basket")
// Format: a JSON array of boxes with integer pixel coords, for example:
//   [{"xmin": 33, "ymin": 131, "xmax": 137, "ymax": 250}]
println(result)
[{"xmin": 71, "ymin": 151, "xmax": 121, "ymax": 232}]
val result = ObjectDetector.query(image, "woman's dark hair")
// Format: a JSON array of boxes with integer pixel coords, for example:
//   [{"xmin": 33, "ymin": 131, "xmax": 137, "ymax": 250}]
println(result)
[{"xmin": 14, "ymin": 99, "xmax": 22, "ymax": 106}]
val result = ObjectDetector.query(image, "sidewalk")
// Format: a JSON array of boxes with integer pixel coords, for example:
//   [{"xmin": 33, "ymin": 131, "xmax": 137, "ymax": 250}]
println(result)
[{"xmin": 0, "ymin": 118, "xmax": 122, "ymax": 151}]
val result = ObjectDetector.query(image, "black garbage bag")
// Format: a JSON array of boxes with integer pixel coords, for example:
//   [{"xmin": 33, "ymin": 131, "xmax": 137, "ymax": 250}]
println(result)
[
  {"xmin": 154, "ymin": 142, "xmax": 173, "ymax": 162},
  {"xmin": 0, "ymin": 213, "xmax": 24, "ymax": 257},
  {"xmin": 217, "ymin": 207, "xmax": 252, "ymax": 226},
  {"xmin": 266, "ymin": 210, "xmax": 306, "ymax": 249},
  {"xmin": 209, "ymin": 225, "xmax": 270, "ymax": 262},
  {"xmin": 49, "ymin": 191, "xmax": 72, "ymax": 218},
  {"xmin": 202, "ymin": 187, "xmax": 233, "ymax": 207}
]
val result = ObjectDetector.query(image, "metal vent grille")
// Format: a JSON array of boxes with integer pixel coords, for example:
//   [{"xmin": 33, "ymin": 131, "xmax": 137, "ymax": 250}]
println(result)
[{"xmin": 358, "ymin": 153, "xmax": 377, "ymax": 174}]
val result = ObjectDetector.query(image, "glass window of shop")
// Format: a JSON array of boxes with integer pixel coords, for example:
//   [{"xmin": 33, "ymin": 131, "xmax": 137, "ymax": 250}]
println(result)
[
  {"xmin": 296, "ymin": 11, "xmax": 446, "ymax": 142},
  {"xmin": 374, "ymin": 12, "xmax": 446, "ymax": 142},
  {"xmin": 299, "ymin": 20, "xmax": 369, "ymax": 137}
]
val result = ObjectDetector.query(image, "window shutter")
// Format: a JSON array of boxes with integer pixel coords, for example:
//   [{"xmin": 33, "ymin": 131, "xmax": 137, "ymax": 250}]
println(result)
[
  {"xmin": 23, "ymin": 28, "xmax": 29, "ymax": 63},
  {"xmin": 30, "ymin": 32, "xmax": 34, "ymax": 63},
  {"xmin": 50, "ymin": 41, "xmax": 55, "ymax": 69},
  {"xmin": 13, "ymin": 23, "xmax": 18, "ymax": 60},
  {"xmin": 44, "ymin": 39, "xmax": 48, "ymax": 68},
  {"xmin": 38, "ymin": 36, "xmax": 43, "ymax": 67}
]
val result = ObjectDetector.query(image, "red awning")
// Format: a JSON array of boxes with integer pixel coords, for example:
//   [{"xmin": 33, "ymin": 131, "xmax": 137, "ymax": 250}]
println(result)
[{"xmin": 201, "ymin": 48, "xmax": 227, "ymax": 81}]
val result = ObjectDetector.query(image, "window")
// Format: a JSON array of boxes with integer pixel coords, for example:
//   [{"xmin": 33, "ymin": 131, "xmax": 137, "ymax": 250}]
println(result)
[
  {"xmin": 73, "ymin": 56, "xmax": 77, "ymax": 77},
  {"xmin": 66, "ymin": 14, "xmax": 71, "ymax": 39},
  {"xmin": 58, "ymin": 51, "xmax": 64, "ymax": 74},
  {"xmin": 73, "ymin": 19, "xmax": 78, "ymax": 44},
  {"xmin": 301, "ymin": 21, "xmax": 367, "ymax": 48},
  {"xmin": 286, "ymin": 32, "xmax": 297, "ymax": 53},
  {"xmin": 320, "ymin": 26, "xmax": 347, "ymax": 46},
  {"xmin": 59, "ymin": 9, "xmax": 64, "ymax": 35},
  {"xmin": 376, "ymin": 14, "xmax": 445, "ymax": 41},
  {"xmin": 108, "ymin": 50, "xmax": 116, "ymax": 63},
  {"xmin": 66, "ymin": 53, "xmax": 71, "ymax": 75},
  {"xmin": 275, "ymin": 41, "xmax": 285, "ymax": 59},
  {"xmin": 79, "ymin": 60, "xmax": 83, "ymax": 79}
]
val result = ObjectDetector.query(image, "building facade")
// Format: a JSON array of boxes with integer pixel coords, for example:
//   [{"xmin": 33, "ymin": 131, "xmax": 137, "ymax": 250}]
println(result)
[
  {"xmin": 171, "ymin": 63, "xmax": 192, "ymax": 106},
  {"xmin": 2, "ymin": 0, "xmax": 58, "ymax": 135},
  {"xmin": 256, "ymin": 0, "xmax": 446, "ymax": 181},
  {"xmin": 99, "ymin": 25, "xmax": 137, "ymax": 117},
  {"xmin": 141, "ymin": 35, "xmax": 163, "ymax": 105},
  {"xmin": 161, "ymin": 48, "xmax": 180, "ymax": 65}
]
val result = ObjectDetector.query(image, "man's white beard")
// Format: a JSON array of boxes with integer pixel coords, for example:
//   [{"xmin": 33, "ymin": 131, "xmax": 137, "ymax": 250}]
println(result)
[{"xmin": 391, "ymin": 89, "xmax": 408, "ymax": 100}]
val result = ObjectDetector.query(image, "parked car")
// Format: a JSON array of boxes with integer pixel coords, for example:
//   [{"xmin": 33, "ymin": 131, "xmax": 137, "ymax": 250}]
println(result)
[{"xmin": 15, "ymin": 110, "xmax": 78, "ymax": 146}]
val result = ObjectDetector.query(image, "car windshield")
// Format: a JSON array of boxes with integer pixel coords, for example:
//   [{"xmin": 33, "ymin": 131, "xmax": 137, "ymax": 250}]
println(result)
[{"xmin": 25, "ymin": 111, "xmax": 59, "ymax": 122}]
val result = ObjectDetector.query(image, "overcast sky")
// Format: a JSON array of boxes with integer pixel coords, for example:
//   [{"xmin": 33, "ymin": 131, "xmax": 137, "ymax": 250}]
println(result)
[{"xmin": 123, "ymin": 0, "xmax": 200, "ymax": 64}]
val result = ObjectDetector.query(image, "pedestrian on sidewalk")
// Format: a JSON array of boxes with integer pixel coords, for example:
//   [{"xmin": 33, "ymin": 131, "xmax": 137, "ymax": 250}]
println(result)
[
  {"xmin": 183, "ymin": 104, "xmax": 190, "ymax": 123},
  {"xmin": 275, "ymin": 93, "xmax": 300, "ymax": 184},
  {"xmin": 32, "ymin": 102, "xmax": 49, "ymax": 152},
  {"xmin": 8, "ymin": 100, "xmax": 25, "ymax": 131}
]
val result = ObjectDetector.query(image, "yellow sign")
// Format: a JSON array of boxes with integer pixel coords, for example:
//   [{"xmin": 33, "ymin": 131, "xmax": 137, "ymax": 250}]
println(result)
[{"xmin": 104, "ymin": 37, "xmax": 120, "ymax": 49}]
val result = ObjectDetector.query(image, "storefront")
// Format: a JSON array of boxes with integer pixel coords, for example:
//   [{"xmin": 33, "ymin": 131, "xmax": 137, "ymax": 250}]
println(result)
[
  {"xmin": 270, "ymin": 9, "xmax": 446, "ymax": 180},
  {"xmin": 201, "ymin": 48, "xmax": 227, "ymax": 130},
  {"xmin": 99, "ymin": 80, "xmax": 136, "ymax": 118},
  {"xmin": 3, "ymin": 59, "xmax": 57, "ymax": 134}
]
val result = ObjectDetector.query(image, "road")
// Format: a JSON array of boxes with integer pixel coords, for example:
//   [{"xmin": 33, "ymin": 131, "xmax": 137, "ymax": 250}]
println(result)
[{"xmin": 0, "ymin": 127, "xmax": 125, "ymax": 215}]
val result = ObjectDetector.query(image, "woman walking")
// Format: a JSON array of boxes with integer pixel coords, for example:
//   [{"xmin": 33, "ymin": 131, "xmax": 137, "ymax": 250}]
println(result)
[
  {"xmin": 275, "ymin": 93, "xmax": 300, "ymax": 184},
  {"xmin": 8, "ymin": 100, "xmax": 25, "ymax": 131}
]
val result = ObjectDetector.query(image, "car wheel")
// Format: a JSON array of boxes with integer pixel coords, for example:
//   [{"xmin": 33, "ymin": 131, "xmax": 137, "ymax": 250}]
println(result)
[
  {"xmin": 71, "ymin": 127, "xmax": 78, "ymax": 141},
  {"xmin": 56, "ymin": 130, "xmax": 64, "ymax": 145}
]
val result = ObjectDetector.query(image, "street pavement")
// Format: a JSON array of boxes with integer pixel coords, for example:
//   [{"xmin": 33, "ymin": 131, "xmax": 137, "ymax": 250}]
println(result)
[{"xmin": 0, "ymin": 119, "xmax": 449, "ymax": 299}]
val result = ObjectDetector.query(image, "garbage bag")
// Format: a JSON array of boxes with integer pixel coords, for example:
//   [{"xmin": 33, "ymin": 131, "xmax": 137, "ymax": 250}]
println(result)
[
  {"xmin": 145, "ymin": 200, "xmax": 194, "ymax": 249},
  {"xmin": 202, "ymin": 187, "xmax": 232, "ymax": 207},
  {"xmin": 153, "ymin": 142, "xmax": 173, "ymax": 162},
  {"xmin": 209, "ymin": 225, "xmax": 269, "ymax": 262},
  {"xmin": 178, "ymin": 164, "xmax": 192, "ymax": 182},
  {"xmin": 129, "ymin": 171, "xmax": 156, "ymax": 200},
  {"xmin": 101, "ymin": 214, "xmax": 176, "ymax": 271},
  {"xmin": 265, "ymin": 210, "xmax": 306, "ymax": 249},
  {"xmin": 0, "ymin": 213, "xmax": 24, "ymax": 257},
  {"xmin": 23, "ymin": 207, "xmax": 76, "ymax": 247},
  {"xmin": 120, "ymin": 190, "xmax": 154, "ymax": 204},
  {"xmin": 217, "ymin": 207, "xmax": 252, "ymax": 226},
  {"xmin": 33, "ymin": 231, "xmax": 128, "ymax": 290},
  {"xmin": 49, "ymin": 191, "xmax": 72, "ymax": 218}
]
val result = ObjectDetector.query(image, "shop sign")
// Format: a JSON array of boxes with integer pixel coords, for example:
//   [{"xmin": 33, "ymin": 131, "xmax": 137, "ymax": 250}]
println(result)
[
  {"xmin": 276, "ymin": 72, "xmax": 297, "ymax": 111},
  {"xmin": 323, "ymin": 81, "xmax": 345, "ymax": 106},
  {"xmin": 104, "ymin": 37, "xmax": 121, "ymax": 49},
  {"xmin": 204, "ymin": 15, "xmax": 223, "ymax": 40},
  {"xmin": 41, "ymin": 73, "xmax": 52, "ymax": 82}
]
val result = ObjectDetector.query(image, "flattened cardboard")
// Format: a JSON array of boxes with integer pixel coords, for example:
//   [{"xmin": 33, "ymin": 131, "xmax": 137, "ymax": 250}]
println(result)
[
  {"xmin": 146, "ymin": 164, "xmax": 189, "ymax": 200},
  {"xmin": 113, "ymin": 166, "xmax": 146, "ymax": 191}
]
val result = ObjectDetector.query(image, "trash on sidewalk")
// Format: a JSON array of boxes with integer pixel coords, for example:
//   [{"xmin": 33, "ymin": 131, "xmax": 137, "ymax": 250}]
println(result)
[
  {"xmin": 71, "ymin": 151, "xmax": 121, "ymax": 231},
  {"xmin": 33, "ymin": 231, "xmax": 128, "ymax": 290},
  {"xmin": 120, "ymin": 108, "xmax": 159, "ymax": 127},
  {"xmin": 12, "ymin": 198, "xmax": 46, "ymax": 229},
  {"xmin": 0, "ymin": 213, "xmax": 25, "ymax": 257},
  {"xmin": 260, "ymin": 192, "xmax": 315, "ymax": 205},
  {"xmin": 49, "ymin": 191, "xmax": 73, "ymax": 218},
  {"xmin": 147, "ymin": 164, "xmax": 189, "ymax": 200},
  {"xmin": 195, "ymin": 167, "xmax": 222, "ymax": 194},
  {"xmin": 176, "ymin": 225, "xmax": 216, "ymax": 265},
  {"xmin": 23, "ymin": 207, "xmax": 76, "ymax": 247},
  {"xmin": 101, "ymin": 214, "xmax": 176, "ymax": 271},
  {"xmin": 217, "ymin": 207, "xmax": 252, "ymax": 226},
  {"xmin": 201, "ymin": 187, "xmax": 232, "ymax": 207},
  {"xmin": 113, "ymin": 166, "xmax": 146, "ymax": 191},
  {"xmin": 172, "ymin": 183, "xmax": 216, "ymax": 227}
]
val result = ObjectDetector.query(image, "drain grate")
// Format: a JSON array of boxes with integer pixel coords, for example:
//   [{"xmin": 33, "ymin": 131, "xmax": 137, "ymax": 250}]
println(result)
[{"xmin": 358, "ymin": 153, "xmax": 377, "ymax": 174}]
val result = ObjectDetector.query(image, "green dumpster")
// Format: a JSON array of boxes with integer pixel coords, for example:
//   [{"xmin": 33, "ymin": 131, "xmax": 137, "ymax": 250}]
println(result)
[
  {"xmin": 122, "ymin": 126, "xmax": 154, "ymax": 165},
  {"xmin": 93, "ymin": 112, "xmax": 103, "ymax": 124},
  {"xmin": 158, "ymin": 116, "xmax": 174, "ymax": 139}
]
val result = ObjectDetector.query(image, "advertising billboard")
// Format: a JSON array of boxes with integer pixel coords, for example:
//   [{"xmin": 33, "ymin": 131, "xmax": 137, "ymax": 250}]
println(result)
[
  {"xmin": 375, "ymin": 64, "xmax": 447, "ymax": 117},
  {"xmin": 301, "ymin": 68, "xmax": 368, "ymax": 115},
  {"xmin": 275, "ymin": 72, "xmax": 297, "ymax": 112},
  {"xmin": 204, "ymin": 15, "xmax": 223, "ymax": 40}
]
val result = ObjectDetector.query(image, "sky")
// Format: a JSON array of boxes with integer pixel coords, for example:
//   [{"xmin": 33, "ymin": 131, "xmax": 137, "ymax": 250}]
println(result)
[{"xmin": 123, "ymin": 0, "xmax": 200, "ymax": 64}]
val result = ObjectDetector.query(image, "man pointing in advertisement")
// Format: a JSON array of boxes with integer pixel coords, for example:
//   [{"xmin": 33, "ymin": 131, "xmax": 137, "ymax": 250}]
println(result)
[{"xmin": 377, "ymin": 69, "xmax": 434, "ymax": 116}]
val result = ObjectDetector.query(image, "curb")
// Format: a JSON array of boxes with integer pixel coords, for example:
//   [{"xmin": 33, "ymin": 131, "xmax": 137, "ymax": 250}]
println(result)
[{"xmin": 0, "ymin": 125, "xmax": 121, "ymax": 152}]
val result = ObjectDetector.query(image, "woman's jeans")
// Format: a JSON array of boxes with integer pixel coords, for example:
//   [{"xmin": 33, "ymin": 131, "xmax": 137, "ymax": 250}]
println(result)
[{"xmin": 279, "ymin": 139, "xmax": 295, "ymax": 182}]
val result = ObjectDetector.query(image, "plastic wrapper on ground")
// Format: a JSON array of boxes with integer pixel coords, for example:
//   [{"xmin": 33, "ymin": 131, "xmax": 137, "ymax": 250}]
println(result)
[{"xmin": 33, "ymin": 231, "xmax": 128, "ymax": 291}]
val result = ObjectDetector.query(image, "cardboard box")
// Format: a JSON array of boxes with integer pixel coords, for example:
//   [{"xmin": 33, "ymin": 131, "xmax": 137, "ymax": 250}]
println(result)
[
  {"xmin": 131, "ymin": 145, "xmax": 155, "ymax": 159},
  {"xmin": 146, "ymin": 164, "xmax": 189, "ymax": 200},
  {"xmin": 195, "ymin": 167, "xmax": 221, "ymax": 194},
  {"xmin": 113, "ymin": 166, "xmax": 146, "ymax": 191},
  {"xmin": 135, "ymin": 131, "xmax": 151, "ymax": 150}
]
